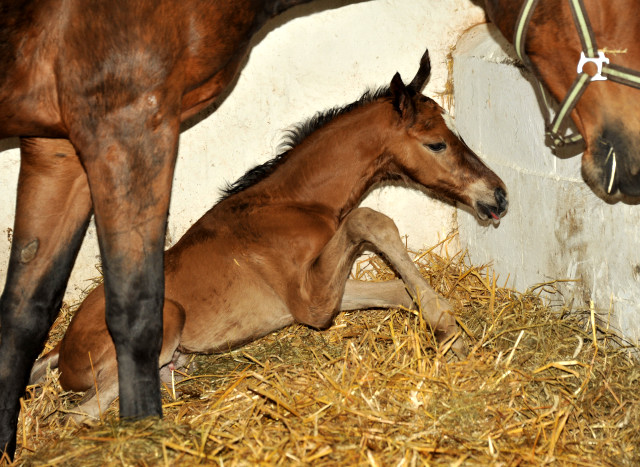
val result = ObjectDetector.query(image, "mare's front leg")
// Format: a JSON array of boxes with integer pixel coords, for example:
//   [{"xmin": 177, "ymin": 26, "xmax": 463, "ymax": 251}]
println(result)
[
  {"xmin": 72, "ymin": 103, "xmax": 181, "ymax": 421},
  {"xmin": 293, "ymin": 207, "xmax": 463, "ymax": 352},
  {"xmin": 0, "ymin": 138, "xmax": 92, "ymax": 458}
]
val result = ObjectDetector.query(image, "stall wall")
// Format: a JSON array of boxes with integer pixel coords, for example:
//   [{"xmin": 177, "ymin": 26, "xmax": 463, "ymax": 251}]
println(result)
[{"xmin": 454, "ymin": 24, "xmax": 640, "ymax": 345}]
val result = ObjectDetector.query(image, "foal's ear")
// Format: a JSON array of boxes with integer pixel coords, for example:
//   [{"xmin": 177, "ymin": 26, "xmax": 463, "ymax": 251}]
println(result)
[
  {"xmin": 408, "ymin": 48, "xmax": 431, "ymax": 93},
  {"xmin": 390, "ymin": 72, "xmax": 415, "ymax": 122}
]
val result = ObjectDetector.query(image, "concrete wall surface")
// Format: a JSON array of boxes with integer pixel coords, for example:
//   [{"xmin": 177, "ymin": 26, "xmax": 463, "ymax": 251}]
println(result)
[
  {"xmin": 0, "ymin": 1, "xmax": 486, "ymax": 302},
  {"xmin": 454, "ymin": 24, "xmax": 640, "ymax": 345}
]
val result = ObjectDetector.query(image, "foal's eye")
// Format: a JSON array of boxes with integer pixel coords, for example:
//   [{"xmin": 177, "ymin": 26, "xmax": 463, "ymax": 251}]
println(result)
[{"xmin": 425, "ymin": 142, "xmax": 447, "ymax": 153}]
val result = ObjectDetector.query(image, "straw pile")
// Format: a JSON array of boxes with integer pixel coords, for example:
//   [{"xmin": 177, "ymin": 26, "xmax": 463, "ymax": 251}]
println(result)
[{"xmin": 7, "ymin": 234, "xmax": 640, "ymax": 466}]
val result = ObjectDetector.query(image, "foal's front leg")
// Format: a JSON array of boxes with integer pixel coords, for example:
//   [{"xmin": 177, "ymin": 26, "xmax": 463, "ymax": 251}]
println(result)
[
  {"xmin": 0, "ymin": 138, "xmax": 92, "ymax": 458},
  {"xmin": 293, "ymin": 207, "xmax": 463, "ymax": 352}
]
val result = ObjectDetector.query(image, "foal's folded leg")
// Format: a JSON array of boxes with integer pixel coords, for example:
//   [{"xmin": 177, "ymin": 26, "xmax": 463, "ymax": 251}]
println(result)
[
  {"xmin": 55, "ymin": 295, "xmax": 187, "ymax": 421},
  {"xmin": 340, "ymin": 279, "xmax": 466, "ymax": 356},
  {"xmin": 71, "ymin": 376, "xmax": 120, "ymax": 423},
  {"xmin": 292, "ymin": 207, "xmax": 465, "ymax": 355}
]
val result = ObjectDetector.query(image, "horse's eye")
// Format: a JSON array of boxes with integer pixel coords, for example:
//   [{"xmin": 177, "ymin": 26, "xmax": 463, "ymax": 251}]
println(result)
[{"xmin": 425, "ymin": 142, "xmax": 446, "ymax": 153}]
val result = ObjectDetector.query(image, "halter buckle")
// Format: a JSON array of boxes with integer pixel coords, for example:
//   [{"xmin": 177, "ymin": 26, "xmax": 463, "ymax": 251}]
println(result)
[{"xmin": 577, "ymin": 51, "xmax": 609, "ymax": 81}]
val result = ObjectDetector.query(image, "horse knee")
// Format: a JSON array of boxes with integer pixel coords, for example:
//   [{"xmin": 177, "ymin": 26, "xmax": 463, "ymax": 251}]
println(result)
[
  {"xmin": 349, "ymin": 207, "xmax": 391, "ymax": 225},
  {"xmin": 347, "ymin": 208, "xmax": 400, "ymax": 242}
]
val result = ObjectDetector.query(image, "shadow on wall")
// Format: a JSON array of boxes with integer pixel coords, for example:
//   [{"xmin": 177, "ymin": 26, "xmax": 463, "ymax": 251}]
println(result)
[{"xmin": 0, "ymin": 137, "xmax": 18, "ymax": 153}]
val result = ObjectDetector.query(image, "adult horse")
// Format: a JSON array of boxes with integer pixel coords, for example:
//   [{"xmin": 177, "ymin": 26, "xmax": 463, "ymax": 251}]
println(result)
[
  {"xmin": 0, "ymin": 0, "xmax": 342, "ymax": 458},
  {"xmin": 484, "ymin": 0, "xmax": 640, "ymax": 199},
  {"xmin": 30, "ymin": 50, "xmax": 508, "ymax": 421}
]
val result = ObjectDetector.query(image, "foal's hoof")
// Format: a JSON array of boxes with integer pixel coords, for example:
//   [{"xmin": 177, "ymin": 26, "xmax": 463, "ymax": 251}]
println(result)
[
  {"xmin": 435, "ymin": 326, "xmax": 468, "ymax": 360},
  {"xmin": 450, "ymin": 335, "xmax": 469, "ymax": 359}
]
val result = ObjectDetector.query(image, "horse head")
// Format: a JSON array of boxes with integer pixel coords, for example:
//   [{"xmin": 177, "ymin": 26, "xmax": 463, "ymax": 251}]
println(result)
[
  {"xmin": 387, "ymin": 51, "xmax": 508, "ymax": 222},
  {"xmin": 485, "ymin": 0, "xmax": 640, "ymax": 200},
  {"xmin": 576, "ymin": 80, "xmax": 640, "ymax": 199}
]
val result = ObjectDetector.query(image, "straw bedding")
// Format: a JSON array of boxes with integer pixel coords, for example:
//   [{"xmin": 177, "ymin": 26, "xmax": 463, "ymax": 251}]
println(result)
[{"xmin": 6, "ymin": 235, "xmax": 639, "ymax": 466}]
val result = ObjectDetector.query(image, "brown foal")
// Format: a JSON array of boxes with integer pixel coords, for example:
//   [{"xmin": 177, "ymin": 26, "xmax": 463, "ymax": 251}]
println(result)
[{"xmin": 31, "ymin": 49, "xmax": 509, "ymax": 420}]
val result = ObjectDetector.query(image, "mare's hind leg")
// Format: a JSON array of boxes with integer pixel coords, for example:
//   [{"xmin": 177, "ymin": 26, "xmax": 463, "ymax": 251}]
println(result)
[
  {"xmin": 292, "ymin": 207, "xmax": 462, "ymax": 351},
  {"xmin": 0, "ymin": 138, "xmax": 92, "ymax": 457},
  {"xmin": 71, "ymin": 101, "xmax": 181, "ymax": 421}
]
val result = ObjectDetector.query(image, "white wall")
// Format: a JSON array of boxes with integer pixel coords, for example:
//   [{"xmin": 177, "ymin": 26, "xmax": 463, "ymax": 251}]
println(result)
[
  {"xmin": 454, "ymin": 24, "xmax": 640, "ymax": 345},
  {"xmin": 0, "ymin": 0, "xmax": 485, "ymax": 301}
]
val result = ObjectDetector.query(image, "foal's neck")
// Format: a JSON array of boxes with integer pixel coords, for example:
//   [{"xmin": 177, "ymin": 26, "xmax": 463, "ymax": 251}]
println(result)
[{"xmin": 267, "ymin": 101, "xmax": 396, "ymax": 219}]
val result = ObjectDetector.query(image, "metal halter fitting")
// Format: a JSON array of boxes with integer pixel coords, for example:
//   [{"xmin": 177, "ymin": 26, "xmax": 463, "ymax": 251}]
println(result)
[{"xmin": 514, "ymin": 0, "xmax": 640, "ymax": 150}]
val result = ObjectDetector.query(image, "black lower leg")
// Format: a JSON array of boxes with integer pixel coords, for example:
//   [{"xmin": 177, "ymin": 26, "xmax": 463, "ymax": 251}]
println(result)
[
  {"xmin": 0, "ymin": 219, "xmax": 90, "ymax": 459},
  {"xmin": 104, "ymin": 254, "xmax": 165, "ymax": 419}
]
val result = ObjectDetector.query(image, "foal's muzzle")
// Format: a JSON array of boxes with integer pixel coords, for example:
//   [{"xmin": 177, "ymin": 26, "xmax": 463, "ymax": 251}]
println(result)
[
  {"xmin": 494, "ymin": 187, "xmax": 508, "ymax": 215},
  {"xmin": 477, "ymin": 187, "xmax": 509, "ymax": 221}
]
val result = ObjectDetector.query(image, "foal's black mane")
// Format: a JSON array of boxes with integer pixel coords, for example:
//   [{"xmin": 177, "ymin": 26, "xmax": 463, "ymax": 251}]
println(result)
[{"xmin": 220, "ymin": 85, "xmax": 391, "ymax": 199}]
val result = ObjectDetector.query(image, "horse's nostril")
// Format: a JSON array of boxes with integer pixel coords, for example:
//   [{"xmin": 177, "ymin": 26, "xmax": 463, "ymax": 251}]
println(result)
[{"xmin": 494, "ymin": 187, "xmax": 508, "ymax": 212}]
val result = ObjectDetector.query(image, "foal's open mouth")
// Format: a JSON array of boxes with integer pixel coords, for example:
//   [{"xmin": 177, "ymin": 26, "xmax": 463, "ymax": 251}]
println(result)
[{"xmin": 476, "ymin": 201, "xmax": 502, "ymax": 222}]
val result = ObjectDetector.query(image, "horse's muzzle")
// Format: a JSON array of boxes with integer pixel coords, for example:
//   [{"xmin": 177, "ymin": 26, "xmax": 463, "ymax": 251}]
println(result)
[
  {"xmin": 476, "ymin": 187, "xmax": 508, "ymax": 220},
  {"xmin": 494, "ymin": 187, "xmax": 508, "ymax": 216},
  {"xmin": 591, "ymin": 130, "xmax": 640, "ymax": 198}
]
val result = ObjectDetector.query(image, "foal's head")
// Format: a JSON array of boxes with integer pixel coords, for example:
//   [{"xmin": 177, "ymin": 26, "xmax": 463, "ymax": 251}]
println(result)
[{"xmin": 385, "ymin": 50, "xmax": 508, "ymax": 222}]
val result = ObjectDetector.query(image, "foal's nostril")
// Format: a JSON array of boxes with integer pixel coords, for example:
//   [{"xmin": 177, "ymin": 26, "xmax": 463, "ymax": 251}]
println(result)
[{"xmin": 494, "ymin": 187, "xmax": 508, "ymax": 214}]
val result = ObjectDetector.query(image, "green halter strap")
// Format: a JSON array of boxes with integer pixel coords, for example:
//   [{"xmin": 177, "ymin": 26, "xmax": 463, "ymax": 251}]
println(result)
[{"xmin": 513, "ymin": 0, "xmax": 640, "ymax": 150}]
